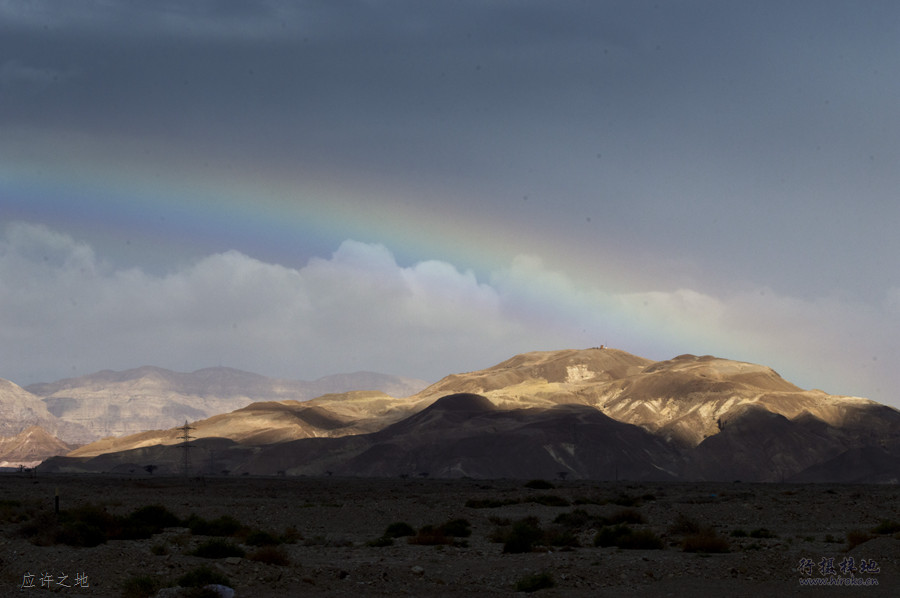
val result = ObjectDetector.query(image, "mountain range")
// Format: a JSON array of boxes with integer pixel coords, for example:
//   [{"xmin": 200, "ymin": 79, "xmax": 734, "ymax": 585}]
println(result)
[
  {"xmin": 30, "ymin": 348, "xmax": 900, "ymax": 482},
  {"xmin": 0, "ymin": 367, "xmax": 427, "ymax": 468}
]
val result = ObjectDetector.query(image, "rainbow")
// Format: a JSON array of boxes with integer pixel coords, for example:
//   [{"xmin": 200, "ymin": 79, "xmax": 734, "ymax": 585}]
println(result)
[{"xmin": 0, "ymin": 133, "xmax": 865, "ymax": 398}]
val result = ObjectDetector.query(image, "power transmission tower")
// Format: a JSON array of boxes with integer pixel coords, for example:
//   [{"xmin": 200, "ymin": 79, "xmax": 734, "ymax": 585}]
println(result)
[{"xmin": 179, "ymin": 420, "xmax": 195, "ymax": 479}]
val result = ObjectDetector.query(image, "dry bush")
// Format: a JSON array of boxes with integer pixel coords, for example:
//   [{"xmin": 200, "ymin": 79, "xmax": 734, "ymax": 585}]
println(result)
[
  {"xmin": 682, "ymin": 529, "xmax": 730, "ymax": 553},
  {"xmin": 248, "ymin": 545, "xmax": 291, "ymax": 566},
  {"xmin": 667, "ymin": 513, "xmax": 702, "ymax": 536}
]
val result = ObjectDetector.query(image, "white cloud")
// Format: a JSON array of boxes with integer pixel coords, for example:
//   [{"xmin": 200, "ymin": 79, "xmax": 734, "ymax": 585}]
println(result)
[
  {"xmin": 1, "ymin": 222, "xmax": 897, "ymax": 408},
  {"xmin": 0, "ymin": 226, "xmax": 521, "ymax": 383}
]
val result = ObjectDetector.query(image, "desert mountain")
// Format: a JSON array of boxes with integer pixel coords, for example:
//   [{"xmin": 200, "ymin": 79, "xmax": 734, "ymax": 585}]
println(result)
[
  {"xmin": 24, "ymin": 366, "xmax": 428, "ymax": 441},
  {"xmin": 40, "ymin": 348, "xmax": 900, "ymax": 482},
  {"xmin": 0, "ymin": 425, "xmax": 73, "ymax": 469},
  {"xmin": 0, "ymin": 378, "xmax": 93, "ymax": 444}
]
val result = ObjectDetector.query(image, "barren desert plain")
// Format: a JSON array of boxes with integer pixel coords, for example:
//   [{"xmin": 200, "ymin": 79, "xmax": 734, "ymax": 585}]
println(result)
[{"xmin": 2, "ymin": 474, "xmax": 900, "ymax": 597}]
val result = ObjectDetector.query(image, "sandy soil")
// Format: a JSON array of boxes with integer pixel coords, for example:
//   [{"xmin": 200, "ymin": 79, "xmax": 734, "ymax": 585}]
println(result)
[{"xmin": 2, "ymin": 475, "xmax": 899, "ymax": 597}]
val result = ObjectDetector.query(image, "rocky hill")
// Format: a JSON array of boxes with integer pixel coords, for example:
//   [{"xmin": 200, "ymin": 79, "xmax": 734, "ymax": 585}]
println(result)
[
  {"xmin": 41, "ymin": 348, "xmax": 900, "ymax": 482},
  {"xmin": 0, "ymin": 425, "xmax": 73, "ymax": 469}
]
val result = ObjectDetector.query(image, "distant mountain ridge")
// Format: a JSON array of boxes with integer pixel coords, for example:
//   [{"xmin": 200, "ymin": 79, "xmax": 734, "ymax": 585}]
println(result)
[
  {"xmin": 0, "ymin": 367, "xmax": 428, "ymax": 466},
  {"xmin": 39, "ymin": 348, "xmax": 900, "ymax": 482}
]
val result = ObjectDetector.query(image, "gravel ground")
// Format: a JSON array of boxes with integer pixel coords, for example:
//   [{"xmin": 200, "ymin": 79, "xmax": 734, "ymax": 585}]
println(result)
[{"xmin": 2, "ymin": 475, "xmax": 899, "ymax": 597}]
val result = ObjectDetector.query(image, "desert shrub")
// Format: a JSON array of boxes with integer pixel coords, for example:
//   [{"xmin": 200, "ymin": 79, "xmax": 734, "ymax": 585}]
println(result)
[
  {"xmin": 553, "ymin": 509, "xmax": 594, "ymax": 529},
  {"xmin": 605, "ymin": 508, "xmax": 645, "ymax": 525},
  {"xmin": 177, "ymin": 566, "xmax": 231, "ymax": 588},
  {"xmin": 730, "ymin": 529, "xmax": 748, "ymax": 538},
  {"xmin": 51, "ymin": 504, "xmax": 119, "ymax": 546},
  {"xmin": 611, "ymin": 493, "xmax": 642, "ymax": 507},
  {"xmin": 749, "ymin": 528, "xmax": 777, "ymax": 539},
  {"xmin": 682, "ymin": 530, "xmax": 729, "ymax": 553},
  {"xmin": 120, "ymin": 505, "xmax": 182, "ymax": 540},
  {"xmin": 245, "ymin": 529, "xmax": 281, "ymax": 546},
  {"xmin": 667, "ymin": 513, "xmax": 701, "ymax": 536},
  {"xmin": 408, "ymin": 525, "xmax": 448, "ymax": 545},
  {"xmin": 594, "ymin": 524, "xmax": 632, "ymax": 547},
  {"xmin": 514, "ymin": 571, "xmax": 555, "ymax": 592},
  {"xmin": 524, "ymin": 479, "xmax": 555, "ymax": 490},
  {"xmin": 0, "ymin": 499, "xmax": 26, "ymax": 523},
  {"xmin": 527, "ymin": 494, "xmax": 570, "ymax": 507},
  {"xmin": 871, "ymin": 519, "xmax": 900, "ymax": 535},
  {"xmin": 383, "ymin": 521, "xmax": 416, "ymax": 538},
  {"xmin": 150, "ymin": 542, "xmax": 169, "ymax": 555},
  {"xmin": 57, "ymin": 521, "xmax": 107, "ymax": 547},
  {"xmin": 500, "ymin": 517, "xmax": 544, "ymax": 554},
  {"xmin": 616, "ymin": 529, "xmax": 664, "ymax": 550},
  {"xmin": 186, "ymin": 514, "xmax": 243, "ymax": 537},
  {"xmin": 120, "ymin": 574, "xmax": 164, "ymax": 598},
  {"xmin": 409, "ymin": 518, "xmax": 471, "ymax": 545},
  {"xmin": 541, "ymin": 526, "xmax": 580, "ymax": 548},
  {"xmin": 191, "ymin": 538, "xmax": 246, "ymax": 559},
  {"xmin": 248, "ymin": 545, "xmax": 290, "ymax": 566},
  {"xmin": 281, "ymin": 525, "xmax": 302, "ymax": 544},
  {"xmin": 439, "ymin": 518, "xmax": 472, "ymax": 538},
  {"xmin": 465, "ymin": 498, "xmax": 520, "ymax": 509},
  {"xmin": 846, "ymin": 530, "xmax": 874, "ymax": 550}
]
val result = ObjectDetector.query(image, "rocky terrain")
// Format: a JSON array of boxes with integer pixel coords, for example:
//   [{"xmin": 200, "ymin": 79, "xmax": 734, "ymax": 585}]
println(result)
[
  {"xmin": 41, "ymin": 348, "xmax": 900, "ymax": 483},
  {"xmin": 1, "ymin": 474, "xmax": 899, "ymax": 597}
]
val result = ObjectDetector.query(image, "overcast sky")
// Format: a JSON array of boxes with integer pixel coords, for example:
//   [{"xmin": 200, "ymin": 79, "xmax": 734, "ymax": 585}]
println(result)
[{"xmin": 2, "ymin": 1, "xmax": 899, "ymax": 407}]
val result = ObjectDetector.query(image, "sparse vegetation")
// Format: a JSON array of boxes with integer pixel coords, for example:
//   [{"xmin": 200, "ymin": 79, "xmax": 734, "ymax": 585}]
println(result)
[{"xmin": 17, "ymin": 502, "xmax": 185, "ymax": 548}]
